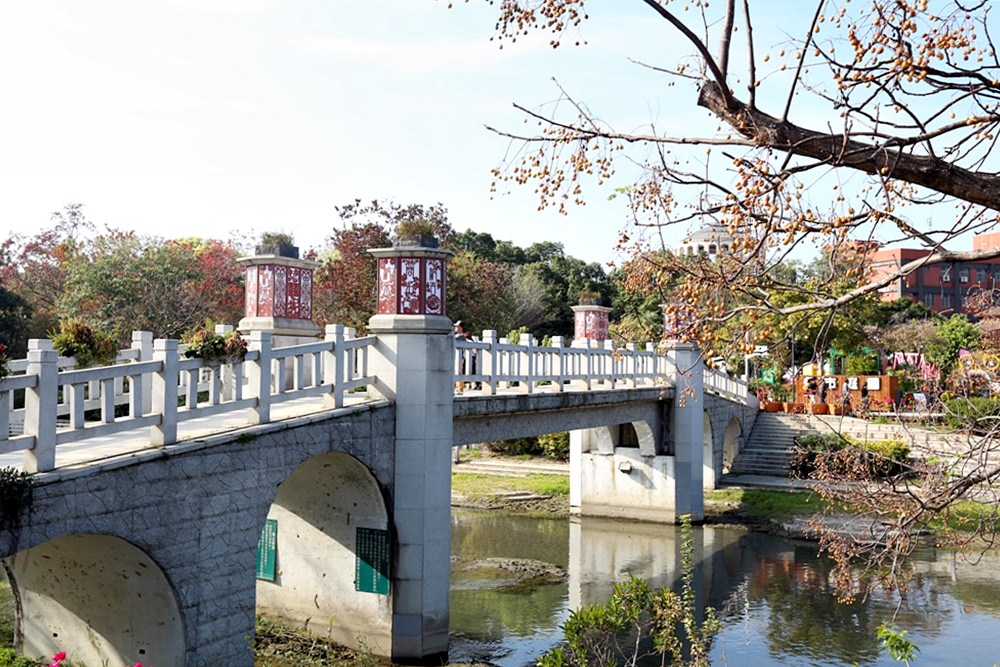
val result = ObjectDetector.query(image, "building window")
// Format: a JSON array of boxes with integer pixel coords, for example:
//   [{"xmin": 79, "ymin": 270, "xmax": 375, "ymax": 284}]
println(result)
[
  {"xmin": 942, "ymin": 266, "xmax": 951, "ymax": 282},
  {"xmin": 960, "ymin": 268, "xmax": 970, "ymax": 283},
  {"xmin": 942, "ymin": 293, "xmax": 953, "ymax": 309},
  {"xmin": 922, "ymin": 293, "xmax": 936, "ymax": 308}
]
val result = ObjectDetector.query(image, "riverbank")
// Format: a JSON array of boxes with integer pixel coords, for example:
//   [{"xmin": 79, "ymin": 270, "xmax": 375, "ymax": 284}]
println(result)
[
  {"xmin": 0, "ymin": 461, "xmax": 830, "ymax": 667},
  {"xmin": 450, "ymin": 455, "xmax": 829, "ymax": 540}
]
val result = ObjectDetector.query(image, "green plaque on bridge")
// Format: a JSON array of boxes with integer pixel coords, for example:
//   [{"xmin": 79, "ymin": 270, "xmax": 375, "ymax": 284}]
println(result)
[
  {"xmin": 256, "ymin": 519, "xmax": 277, "ymax": 581},
  {"xmin": 355, "ymin": 527, "xmax": 390, "ymax": 595}
]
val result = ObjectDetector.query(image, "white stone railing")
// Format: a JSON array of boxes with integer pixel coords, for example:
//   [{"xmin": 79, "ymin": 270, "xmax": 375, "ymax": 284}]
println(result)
[
  {"xmin": 454, "ymin": 332, "xmax": 678, "ymax": 394},
  {"xmin": 1, "ymin": 324, "xmax": 749, "ymax": 473},
  {"xmin": 0, "ymin": 325, "xmax": 376, "ymax": 472},
  {"xmin": 703, "ymin": 366, "xmax": 749, "ymax": 403}
]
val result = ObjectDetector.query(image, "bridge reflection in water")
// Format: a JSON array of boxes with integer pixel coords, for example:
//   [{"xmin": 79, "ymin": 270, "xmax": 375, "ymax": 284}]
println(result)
[{"xmin": 450, "ymin": 510, "xmax": 1000, "ymax": 667}]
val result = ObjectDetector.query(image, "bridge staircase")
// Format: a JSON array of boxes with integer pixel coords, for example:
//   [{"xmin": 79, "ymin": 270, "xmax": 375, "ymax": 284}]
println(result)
[{"xmin": 727, "ymin": 412, "xmax": 958, "ymax": 478}]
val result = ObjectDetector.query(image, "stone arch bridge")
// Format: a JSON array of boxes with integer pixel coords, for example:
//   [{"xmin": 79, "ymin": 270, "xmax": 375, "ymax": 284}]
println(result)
[{"xmin": 0, "ymin": 323, "xmax": 754, "ymax": 666}]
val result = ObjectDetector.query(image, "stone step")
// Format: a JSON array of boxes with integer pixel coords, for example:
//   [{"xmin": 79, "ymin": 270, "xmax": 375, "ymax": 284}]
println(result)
[{"xmin": 735, "ymin": 411, "xmax": 973, "ymax": 478}]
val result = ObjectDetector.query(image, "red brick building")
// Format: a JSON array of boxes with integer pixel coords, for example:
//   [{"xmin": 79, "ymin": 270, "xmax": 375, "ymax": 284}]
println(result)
[{"xmin": 868, "ymin": 232, "xmax": 1000, "ymax": 314}]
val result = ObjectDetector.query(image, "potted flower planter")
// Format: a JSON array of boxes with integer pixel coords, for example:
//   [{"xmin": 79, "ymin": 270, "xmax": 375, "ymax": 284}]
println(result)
[
  {"xmin": 255, "ymin": 242, "xmax": 299, "ymax": 259},
  {"xmin": 393, "ymin": 234, "xmax": 439, "ymax": 249},
  {"xmin": 809, "ymin": 403, "xmax": 829, "ymax": 415},
  {"xmin": 764, "ymin": 401, "xmax": 782, "ymax": 413}
]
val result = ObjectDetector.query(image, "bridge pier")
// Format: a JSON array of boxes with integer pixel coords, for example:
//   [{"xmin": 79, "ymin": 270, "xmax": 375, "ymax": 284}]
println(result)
[
  {"xmin": 570, "ymin": 342, "xmax": 705, "ymax": 523},
  {"xmin": 367, "ymin": 239, "xmax": 455, "ymax": 663},
  {"xmin": 671, "ymin": 342, "xmax": 705, "ymax": 522}
]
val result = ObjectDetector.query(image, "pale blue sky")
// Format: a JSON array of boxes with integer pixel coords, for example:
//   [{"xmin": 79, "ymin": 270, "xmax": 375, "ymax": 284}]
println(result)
[{"xmin": 0, "ymin": 0, "xmax": 811, "ymax": 265}]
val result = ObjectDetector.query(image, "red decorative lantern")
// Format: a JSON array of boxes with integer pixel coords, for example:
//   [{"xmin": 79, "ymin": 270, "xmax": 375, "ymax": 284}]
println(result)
[
  {"xmin": 238, "ymin": 253, "xmax": 320, "ymax": 337},
  {"xmin": 370, "ymin": 244, "xmax": 452, "ymax": 317},
  {"xmin": 572, "ymin": 304, "xmax": 611, "ymax": 342}
]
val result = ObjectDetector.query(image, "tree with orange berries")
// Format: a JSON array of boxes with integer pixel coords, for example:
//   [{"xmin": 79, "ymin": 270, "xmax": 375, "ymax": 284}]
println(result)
[{"xmin": 462, "ymin": 0, "xmax": 1000, "ymax": 596}]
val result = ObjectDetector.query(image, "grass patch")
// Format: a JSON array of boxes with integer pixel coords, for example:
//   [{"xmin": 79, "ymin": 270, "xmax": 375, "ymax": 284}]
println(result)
[
  {"xmin": 253, "ymin": 615, "xmax": 377, "ymax": 667},
  {"xmin": 705, "ymin": 488, "xmax": 828, "ymax": 520},
  {"xmin": 0, "ymin": 580, "xmax": 14, "ymax": 651},
  {"xmin": 929, "ymin": 499, "xmax": 1000, "ymax": 534},
  {"xmin": 452, "ymin": 473, "xmax": 569, "ymax": 498},
  {"xmin": 453, "ymin": 446, "xmax": 485, "ymax": 462}
]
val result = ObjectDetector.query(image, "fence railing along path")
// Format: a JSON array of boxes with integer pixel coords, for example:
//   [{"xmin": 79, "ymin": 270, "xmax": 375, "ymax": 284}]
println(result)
[{"xmin": 1, "ymin": 326, "xmax": 747, "ymax": 474}]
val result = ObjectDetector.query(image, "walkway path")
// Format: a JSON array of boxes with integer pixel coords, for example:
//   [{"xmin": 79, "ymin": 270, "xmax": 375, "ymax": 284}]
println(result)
[{"xmin": 0, "ymin": 394, "xmax": 376, "ymax": 476}]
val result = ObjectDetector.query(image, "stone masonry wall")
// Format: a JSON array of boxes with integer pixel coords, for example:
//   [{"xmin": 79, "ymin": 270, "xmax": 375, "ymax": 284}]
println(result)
[{"xmin": 0, "ymin": 403, "xmax": 395, "ymax": 667}]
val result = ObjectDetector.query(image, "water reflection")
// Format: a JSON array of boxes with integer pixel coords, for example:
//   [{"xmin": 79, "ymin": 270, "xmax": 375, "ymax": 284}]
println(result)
[{"xmin": 451, "ymin": 509, "xmax": 1000, "ymax": 667}]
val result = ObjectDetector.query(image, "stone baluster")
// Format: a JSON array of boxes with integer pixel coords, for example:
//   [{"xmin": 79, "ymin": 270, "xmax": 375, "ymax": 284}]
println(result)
[
  {"xmin": 324, "ymin": 324, "xmax": 345, "ymax": 409},
  {"xmin": 151, "ymin": 339, "xmax": 179, "ymax": 446},
  {"xmin": 131, "ymin": 331, "xmax": 153, "ymax": 415},
  {"xmin": 550, "ymin": 336, "xmax": 565, "ymax": 393},
  {"xmin": 481, "ymin": 331, "xmax": 497, "ymax": 396},
  {"xmin": 248, "ymin": 331, "xmax": 272, "ymax": 424},
  {"xmin": 519, "ymin": 333, "xmax": 534, "ymax": 394},
  {"xmin": 24, "ymin": 340, "xmax": 58, "ymax": 472}
]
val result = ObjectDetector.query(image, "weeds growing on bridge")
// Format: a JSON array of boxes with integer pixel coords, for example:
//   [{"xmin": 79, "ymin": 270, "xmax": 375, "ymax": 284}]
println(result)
[
  {"xmin": 0, "ymin": 647, "xmax": 37, "ymax": 667},
  {"xmin": 0, "ymin": 468, "xmax": 33, "ymax": 530}
]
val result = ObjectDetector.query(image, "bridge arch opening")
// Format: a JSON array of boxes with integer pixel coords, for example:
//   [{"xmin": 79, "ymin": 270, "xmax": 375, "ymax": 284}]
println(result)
[
  {"xmin": 702, "ymin": 412, "xmax": 716, "ymax": 490},
  {"xmin": 3, "ymin": 534, "xmax": 183, "ymax": 667},
  {"xmin": 722, "ymin": 418, "xmax": 742, "ymax": 474},
  {"xmin": 256, "ymin": 452, "xmax": 391, "ymax": 655}
]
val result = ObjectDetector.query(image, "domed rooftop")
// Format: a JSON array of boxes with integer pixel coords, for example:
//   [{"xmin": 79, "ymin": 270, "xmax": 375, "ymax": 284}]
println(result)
[{"xmin": 675, "ymin": 223, "xmax": 734, "ymax": 257}]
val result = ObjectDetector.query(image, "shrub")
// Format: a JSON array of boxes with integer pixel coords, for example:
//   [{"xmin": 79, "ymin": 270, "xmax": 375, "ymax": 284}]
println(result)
[
  {"xmin": 538, "ymin": 432, "xmax": 569, "ymax": 461},
  {"xmin": 794, "ymin": 433, "xmax": 847, "ymax": 452},
  {"xmin": 260, "ymin": 231, "xmax": 294, "ymax": 246},
  {"xmin": 790, "ymin": 433, "xmax": 848, "ymax": 478},
  {"xmin": 863, "ymin": 439, "xmax": 910, "ymax": 477},
  {"xmin": 394, "ymin": 220, "xmax": 437, "ymax": 238},
  {"xmin": 943, "ymin": 396, "xmax": 1000, "ymax": 434},
  {"xmin": 537, "ymin": 515, "xmax": 718, "ymax": 667},
  {"xmin": 50, "ymin": 320, "xmax": 118, "ymax": 369},
  {"xmin": 797, "ymin": 437, "xmax": 910, "ymax": 480},
  {"xmin": 788, "ymin": 448, "xmax": 818, "ymax": 479},
  {"xmin": 0, "ymin": 648, "xmax": 40, "ymax": 667},
  {"xmin": 182, "ymin": 329, "xmax": 247, "ymax": 365},
  {"xmin": 484, "ymin": 437, "xmax": 540, "ymax": 457}
]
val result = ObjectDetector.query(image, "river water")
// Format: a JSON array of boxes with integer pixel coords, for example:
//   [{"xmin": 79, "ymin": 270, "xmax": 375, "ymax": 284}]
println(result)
[{"xmin": 448, "ymin": 510, "xmax": 1000, "ymax": 666}]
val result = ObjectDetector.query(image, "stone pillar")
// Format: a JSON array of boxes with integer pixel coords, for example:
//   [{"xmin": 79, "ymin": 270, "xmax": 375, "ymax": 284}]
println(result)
[
  {"xmin": 568, "ymin": 429, "xmax": 585, "ymax": 513},
  {"xmin": 366, "ymin": 237, "xmax": 454, "ymax": 663},
  {"xmin": 670, "ymin": 342, "xmax": 704, "ymax": 522},
  {"xmin": 571, "ymin": 303, "xmax": 611, "ymax": 344},
  {"xmin": 24, "ymin": 340, "xmax": 58, "ymax": 472},
  {"xmin": 237, "ymin": 247, "xmax": 321, "ymax": 346}
]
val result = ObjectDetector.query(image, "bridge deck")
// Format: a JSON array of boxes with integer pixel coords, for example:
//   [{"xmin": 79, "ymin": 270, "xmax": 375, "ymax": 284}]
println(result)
[
  {"xmin": 1, "ymin": 330, "xmax": 746, "ymax": 476},
  {"xmin": 0, "ymin": 394, "xmax": 379, "ymax": 477}
]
